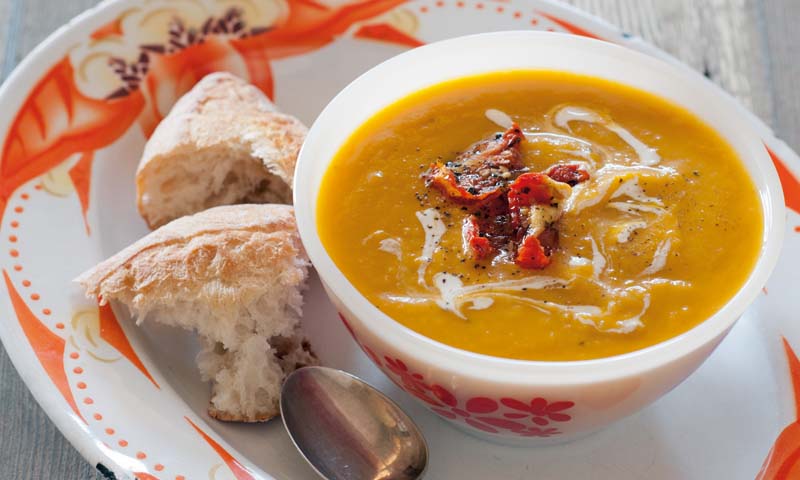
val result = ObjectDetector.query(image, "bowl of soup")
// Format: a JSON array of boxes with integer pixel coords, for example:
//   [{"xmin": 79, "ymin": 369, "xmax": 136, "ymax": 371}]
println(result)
[{"xmin": 294, "ymin": 31, "xmax": 784, "ymax": 445}]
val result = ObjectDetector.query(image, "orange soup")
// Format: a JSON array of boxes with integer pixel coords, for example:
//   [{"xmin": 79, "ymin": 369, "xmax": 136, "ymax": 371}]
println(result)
[{"xmin": 317, "ymin": 71, "xmax": 763, "ymax": 361}]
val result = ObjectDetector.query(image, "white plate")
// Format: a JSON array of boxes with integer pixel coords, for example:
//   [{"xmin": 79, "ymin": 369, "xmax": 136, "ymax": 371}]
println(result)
[{"xmin": 0, "ymin": 0, "xmax": 797, "ymax": 478}]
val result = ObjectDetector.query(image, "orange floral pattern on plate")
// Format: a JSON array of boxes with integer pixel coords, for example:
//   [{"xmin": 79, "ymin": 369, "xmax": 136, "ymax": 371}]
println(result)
[
  {"xmin": 2, "ymin": 270, "xmax": 84, "ymax": 423},
  {"xmin": 766, "ymin": 146, "xmax": 800, "ymax": 216},
  {"xmin": 98, "ymin": 303, "xmax": 160, "ymax": 389},
  {"xmin": 186, "ymin": 417, "xmax": 255, "ymax": 480},
  {"xmin": 0, "ymin": 58, "xmax": 143, "ymax": 225},
  {"xmin": 757, "ymin": 338, "xmax": 800, "ymax": 480}
]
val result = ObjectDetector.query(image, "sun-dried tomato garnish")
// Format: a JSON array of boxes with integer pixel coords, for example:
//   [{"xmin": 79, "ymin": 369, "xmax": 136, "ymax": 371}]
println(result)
[
  {"xmin": 455, "ymin": 123, "xmax": 525, "ymax": 171},
  {"xmin": 423, "ymin": 123, "xmax": 590, "ymax": 269},
  {"xmin": 516, "ymin": 234, "xmax": 549, "ymax": 269},
  {"xmin": 462, "ymin": 215, "xmax": 494, "ymax": 259},
  {"xmin": 507, "ymin": 174, "xmax": 565, "ymax": 269},
  {"xmin": 516, "ymin": 225, "xmax": 561, "ymax": 269},
  {"xmin": 545, "ymin": 164, "xmax": 590, "ymax": 186},
  {"xmin": 507, "ymin": 172, "xmax": 557, "ymax": 229},
  {"xmin": 425, "ymin": 124, "xmax": 524, "ymax": 205},
  {"xmin": 426, "ymin": 164, "xmax": 506, "ymax": 204},
  {"xmin": 508, "ymin": 172, "xmax": 558, "ymax": 205}
]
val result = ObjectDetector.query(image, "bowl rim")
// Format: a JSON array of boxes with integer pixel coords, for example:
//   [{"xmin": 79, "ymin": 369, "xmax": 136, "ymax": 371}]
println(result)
[{"xmin": 294, "ymin": 31, "xmax": 785, "ymax": 384}]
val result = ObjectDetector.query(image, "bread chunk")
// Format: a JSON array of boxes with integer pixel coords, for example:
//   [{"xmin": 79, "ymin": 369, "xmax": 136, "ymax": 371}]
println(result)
[
  {"xmin": 136, "ymin": 72, "xmax": 307, "ymax": 229},
  {"xmin": 76, "ymin": 204, "xmax": 316, "ymax": 422}
]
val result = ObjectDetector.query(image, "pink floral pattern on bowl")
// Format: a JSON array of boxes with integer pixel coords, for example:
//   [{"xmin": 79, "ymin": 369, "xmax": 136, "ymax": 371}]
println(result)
[{"xmin": 337, "ymin": 313, "xmax": 574, "ymax": 437}]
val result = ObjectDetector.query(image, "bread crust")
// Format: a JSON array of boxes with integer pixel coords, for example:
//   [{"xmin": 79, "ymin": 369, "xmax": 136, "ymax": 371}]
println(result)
[
  {"xmin": 208, "ymin": 405, "xmax": 274, "ymax": 422},
  {"xmin": 136, "ymin": 72, "xmax": 307, "ymax": 229},
  {"xmin": 76, "ymin": 204, "xmax": 304, "ymax": 304}
]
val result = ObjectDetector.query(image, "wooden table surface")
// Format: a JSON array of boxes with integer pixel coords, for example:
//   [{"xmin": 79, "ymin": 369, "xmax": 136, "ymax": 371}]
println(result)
[{"xmin": 0, "ymin": 0, "xmax": 797, "ymax": 478}]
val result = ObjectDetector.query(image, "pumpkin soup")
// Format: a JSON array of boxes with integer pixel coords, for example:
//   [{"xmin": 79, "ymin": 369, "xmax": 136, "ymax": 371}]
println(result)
[{"xmin": 317, "ymin": 71, "xmax": 763, "ymax": 361}]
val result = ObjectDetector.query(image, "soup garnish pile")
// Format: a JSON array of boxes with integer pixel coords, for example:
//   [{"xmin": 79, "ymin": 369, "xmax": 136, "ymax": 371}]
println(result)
[{"xmin": 318, "ymin": 71, "xmax": 762, "ymax": 361}]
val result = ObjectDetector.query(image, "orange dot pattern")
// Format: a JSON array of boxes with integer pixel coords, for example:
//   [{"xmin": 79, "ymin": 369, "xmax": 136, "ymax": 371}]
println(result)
[
  {"xmin": 68, "ymin": 344, "xmax": 172, "ymax": 475},
  {"xmin": 8, "ymin": 191, "xmax": 54, "ymax": 326},
  {"xmin": 417, "ymin": 0, "xmax": 557, "ymax": 27},
  {"xmin": 61, "ymin": 309, "xmax": 172, "ymax": 473}
]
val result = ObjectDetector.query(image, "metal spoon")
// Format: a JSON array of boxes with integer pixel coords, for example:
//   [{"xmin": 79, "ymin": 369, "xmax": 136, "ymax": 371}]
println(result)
[{"xmin": 280, "ymin": 366, "xmax": 429, "ymax": 480}]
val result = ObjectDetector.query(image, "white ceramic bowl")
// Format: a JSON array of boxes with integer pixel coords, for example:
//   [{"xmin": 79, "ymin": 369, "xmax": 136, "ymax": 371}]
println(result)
[{"xmin": 294, "ymin": 31, "xmax": 785, "ymax": 445}]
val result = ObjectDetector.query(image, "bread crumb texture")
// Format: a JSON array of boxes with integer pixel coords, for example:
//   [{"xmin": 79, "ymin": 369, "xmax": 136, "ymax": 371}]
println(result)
[{"xmin": 76, "ymin": 204, "xmax": 317, "ymax": 421}]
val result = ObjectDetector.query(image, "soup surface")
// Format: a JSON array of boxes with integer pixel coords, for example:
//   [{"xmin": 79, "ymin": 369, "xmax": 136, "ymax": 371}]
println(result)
[{"xmin": 317, "ymin": 71, "xmax": 763, "ymax": 361}]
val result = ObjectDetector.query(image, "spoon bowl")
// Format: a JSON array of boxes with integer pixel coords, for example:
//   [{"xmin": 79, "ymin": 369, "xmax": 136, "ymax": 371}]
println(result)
[{"xmin": 281, "ymin": 366, "xmax": 428, "ymax": 480}]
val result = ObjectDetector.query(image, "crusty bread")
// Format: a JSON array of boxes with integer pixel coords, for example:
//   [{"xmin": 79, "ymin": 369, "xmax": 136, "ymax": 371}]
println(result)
[
  {"xmin": 75, "ymin": 204, "xmax": 317, "ymax": 422},
  {"xmin": 136, "ymin": 72, "xmax": 308, "ymax": 229}
]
